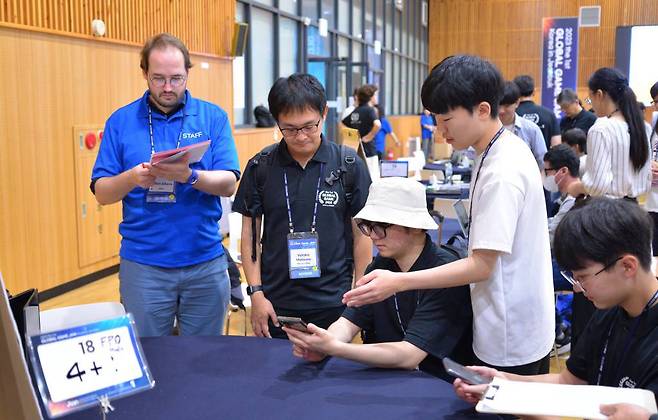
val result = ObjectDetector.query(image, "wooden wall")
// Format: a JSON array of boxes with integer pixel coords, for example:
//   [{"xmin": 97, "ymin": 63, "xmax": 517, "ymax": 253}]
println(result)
[
  {"xmin": 0, "ymin": 0, "xmax": 235, "ymax": 294},
  {"xmin": 388, "ymin": 115, "xmax": 423, "ymax": 158},
  {"xmin": 428, "ymin": 0, "xmax": 658, "ymax": 95},
  {"xmin": 0, "ymin": 0, "xmax": 234, "ymax": 56}
]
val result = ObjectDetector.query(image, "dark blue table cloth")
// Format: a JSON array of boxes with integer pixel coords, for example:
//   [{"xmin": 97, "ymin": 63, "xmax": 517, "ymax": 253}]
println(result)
[{"xmin": 61, "ymin": 335, "xmax": 495, "ymax": 420}]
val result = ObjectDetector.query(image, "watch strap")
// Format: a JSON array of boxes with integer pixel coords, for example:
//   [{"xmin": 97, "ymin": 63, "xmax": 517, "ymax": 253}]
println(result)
[{"xmin": 246, "ymin": 285, "xmax": 264, "ymax": 295}]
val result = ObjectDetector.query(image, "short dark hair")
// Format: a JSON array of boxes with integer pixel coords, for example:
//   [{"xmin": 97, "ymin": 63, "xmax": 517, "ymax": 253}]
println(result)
[
  {"xmin": 357, "ymin": 84, "xmax": 378, "ymax": 106},
  {"xmin": 421, "ymin": 55, "xmax": 504, "ymax": 118},
  {"xmin": 500, "ymin": 81, "xmax": 521, "ymax": 106},
  {"xmin": 543, "ymin": 144, "xmax": 580, "ymax": 177},
  {"xmin": 557, "ymin": 88, "xmax": 579, "ymax": 105},
  {"xmin": 513, "ymin": 75, "xmax": 535, "ymax": 97},
  {"xmin": 562, "ymin": 128, "xmax": 587, "ymax": 154},
  {"xmin": 650, "ymin": 81, "xmax": 658, "ymax": 100},
  {"xmin": 140, "ymin": 33, "xmax": 193, "ymax": 73},
  {"xmin": 554, "ymin": 197, "xmax": 653, "ymax": 272},
  {"xmin": 267, "ymin": 73, "xmax": 327, "ymax": 121}
]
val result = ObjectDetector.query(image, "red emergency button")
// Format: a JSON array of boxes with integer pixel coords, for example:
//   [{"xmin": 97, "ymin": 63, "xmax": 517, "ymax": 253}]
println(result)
[{"xmin": 85, "ymin": 132, "xmax": 97, "ymax": 150}]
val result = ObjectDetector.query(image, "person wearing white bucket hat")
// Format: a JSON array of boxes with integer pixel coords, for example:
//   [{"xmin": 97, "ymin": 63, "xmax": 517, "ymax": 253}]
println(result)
[
  {"xmin": 283, "ymin": 177, "xmax": 473, "ymax": 380},
  {"xmin": 343, "ymin": 55, "xmax": 555, "ymax": 377}
]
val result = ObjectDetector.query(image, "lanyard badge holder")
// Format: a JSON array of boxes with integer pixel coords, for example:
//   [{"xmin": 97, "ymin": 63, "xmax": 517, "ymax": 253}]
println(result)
[
  {"xmin": 285, "ymin": 165, "xmax": 323, "ymax": 280},
  {"xmin": 146, "ymin": 105, "xmax": 183, "ymax": 204}
]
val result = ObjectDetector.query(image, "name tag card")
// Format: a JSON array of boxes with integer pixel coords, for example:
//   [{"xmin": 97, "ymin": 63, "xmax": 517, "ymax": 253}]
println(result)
[
  {"xmin": 287, "ymin": 232, "xmax": 321, "ymax": 279},
  {"xmin": 28, "ymin": 315, "xmax": 154, "ymax": 418}
]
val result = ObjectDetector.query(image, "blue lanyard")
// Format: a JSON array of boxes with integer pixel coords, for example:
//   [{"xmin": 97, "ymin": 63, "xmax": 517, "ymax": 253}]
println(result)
[
  {"xmin": 283, "ymin": 163, "xmax": 324, "ymax": 234},
  {"xmin": 467, "ymin": 126, "xmax": 505, "ymax": 238},
  {"xmin": 147, "ymin": 105, "xmax": 184, "ymax": 155},
  {"xmin": 596, "ymin": 288, "xmax": 658, "ymax": 385}
]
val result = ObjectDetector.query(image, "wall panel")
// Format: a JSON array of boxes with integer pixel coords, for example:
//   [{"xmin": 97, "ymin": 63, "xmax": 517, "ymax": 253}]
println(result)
[
  {"xmin": 429, "ymin": 0, "xmax": 658, "ymax": 94},
  {"xmin": 0, "ymin": 0, "xmax": 234, "ymax": 56}
]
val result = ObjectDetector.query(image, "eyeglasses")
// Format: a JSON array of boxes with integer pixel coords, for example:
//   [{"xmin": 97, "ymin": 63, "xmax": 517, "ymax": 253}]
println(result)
[
  {"xmin": 149, "ymin": 75, "xmax": 187, "ymax": 88},
  {"xmin": 278, "ymin": 119, "xmax": 322, "ymax": 138},
  {"xmin": 560, "ymin": 256, "xmax": 622, "ymax": 292},
  {"xmin": 544, "ymin": 167, "xmax": 557, "ymax": 175},
  {"xmin": 357, "ymin": 221, "xmax": 392, "ymax": 239},
  {"xmin": 585, "ymin": 97, "xmax": 592, "ymax": 105}
]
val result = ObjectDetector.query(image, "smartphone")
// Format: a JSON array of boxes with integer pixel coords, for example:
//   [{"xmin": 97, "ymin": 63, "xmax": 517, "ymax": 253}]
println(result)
[
  {"xmin": 442, "ymin": 357, "xmax": 492, "ymax": 385},
  {"xmin": 277, "ymin": 316, "xmax": 308, "ymax": 332}
]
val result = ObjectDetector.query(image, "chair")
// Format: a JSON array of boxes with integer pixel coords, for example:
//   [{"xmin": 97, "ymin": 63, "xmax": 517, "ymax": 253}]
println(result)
[
  {"xmin": 227, "ymin": 211, "xmax": 242, "ymax": 263},
  {"xmin": 40, "ymin": 302, "xmax": 126, "ymax": 334},
  {"xmin": 225, "ymin": 283, "xmax": 251, "ymax": 336}
]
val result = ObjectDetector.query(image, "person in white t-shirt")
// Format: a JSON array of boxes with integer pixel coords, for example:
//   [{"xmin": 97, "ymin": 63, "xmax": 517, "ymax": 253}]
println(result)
[
  {"xmin": 646, "ymin": 81, "xmax": 658, "ymax": 275},
  {"xmin": 343, "ymin": 54, "xmax": 555, "ymax": 375}
]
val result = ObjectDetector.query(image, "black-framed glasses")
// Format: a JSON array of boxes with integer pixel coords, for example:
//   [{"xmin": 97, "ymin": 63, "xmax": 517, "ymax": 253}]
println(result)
[
  {"xmin": 544, "ymin": 167, "xmax": 557, "ymax": 176},
  {"xmin": 149, "ymin": 75, "xmax": 187, "ymax": 88},
  {"xmin": 357, "ymin": 221, "xmax": 392, "ymax": 239},
  {"xmin": 560, "ymin": 256, "xmax": 622, "ymax": 291},
  {"xmin": 278, "ymin": 119, "xmax": 322, "ymax": 138}
]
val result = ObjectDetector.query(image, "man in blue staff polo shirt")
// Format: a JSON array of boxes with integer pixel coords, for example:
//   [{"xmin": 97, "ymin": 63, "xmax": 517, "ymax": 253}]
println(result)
[{"xmin": 91, "ymin": 33, "xmax": 240, "ymax": 337}]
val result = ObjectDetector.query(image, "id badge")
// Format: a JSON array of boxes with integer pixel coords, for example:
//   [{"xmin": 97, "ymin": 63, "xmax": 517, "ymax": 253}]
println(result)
[
  {"xmin": 287, "ymin": 232, "xmax": 321, "ymax": 279},
  {"xmin": 146, "ymin": 178, "xmax": 176, "ymax": 203}
]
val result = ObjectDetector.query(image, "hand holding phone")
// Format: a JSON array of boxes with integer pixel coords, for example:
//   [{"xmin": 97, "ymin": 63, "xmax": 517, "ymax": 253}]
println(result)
[
  {"xmin": 442, "ymin": 357, "xmax": 492, "ymax": 385},
  {"xmin": 277, "ymin": 316, "xmax": 309, "ymax": 332}
]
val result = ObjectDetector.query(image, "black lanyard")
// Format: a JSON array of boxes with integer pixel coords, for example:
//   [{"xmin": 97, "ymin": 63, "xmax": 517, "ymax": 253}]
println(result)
[
  {"xmin": 147, "ymin": 105, "xmax": 184, "ymax": 155},
  {"xmin": 393, "ymin": 292, "xmax": 420, "ymax": 335},
  {"xmin": 596, "ymin": 288, "xmax": 658, "ymax": 385},
  {"xmin": 283, "ymin": 163, "xmax": 324, "ymax": 234},
  {"xmin": 467, "ymin": 126, "xmax": 505, "ymax": 238}
]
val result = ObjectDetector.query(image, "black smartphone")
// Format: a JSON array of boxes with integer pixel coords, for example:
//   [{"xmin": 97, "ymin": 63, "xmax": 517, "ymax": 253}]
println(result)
[
  {"xmin": 277, "ymin": 316, "xmax": 309, "ymax": 332},
  {"xmin": 442, "ymin": 357, "xmax": 492, "ymax": 385}
]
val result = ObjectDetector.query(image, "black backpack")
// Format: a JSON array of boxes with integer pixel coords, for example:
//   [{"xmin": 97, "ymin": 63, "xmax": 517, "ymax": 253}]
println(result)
[
  {"xmin": 245, "ymin": 143, "xmax": 359, "ymax": 262},
  {"xmin": 253, "ymin": 105, "xmax": 276, "ymax": 128}
]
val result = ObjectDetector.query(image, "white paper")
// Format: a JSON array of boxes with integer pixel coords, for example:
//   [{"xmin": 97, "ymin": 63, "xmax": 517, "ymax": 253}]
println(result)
[{"xmin": 476, "ymin": 377, "xmax": 657, "ymax": 419}]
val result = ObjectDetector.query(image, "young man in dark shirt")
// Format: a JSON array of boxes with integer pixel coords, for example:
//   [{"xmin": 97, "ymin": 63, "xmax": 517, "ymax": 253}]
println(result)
[
  {"xmin": 284, "ymin": 177, "xmax": 473, "ymax": 380},
  {"xmin": 454, "ymin": 197, "xmax": 658, "ymax": 412},
  {"xmin": 342, "ymin": 84, "xmax": 381, "ymax": 157},
  {"xmin": 557, "ymin": 88, "xmax": 597, "ymax": 135},
  {"xmin": 514, "ymin": 74, "xmax": 561, "ymax": 148}
]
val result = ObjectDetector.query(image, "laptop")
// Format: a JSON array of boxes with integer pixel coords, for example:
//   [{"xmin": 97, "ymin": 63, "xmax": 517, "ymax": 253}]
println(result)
[
  {"xmin": 453, "ymin": 199, "xmax": 470, "ymax": 238},
  {"xmin": 380, "ymin": 160, "xmax": 409, "ymax": 178}
]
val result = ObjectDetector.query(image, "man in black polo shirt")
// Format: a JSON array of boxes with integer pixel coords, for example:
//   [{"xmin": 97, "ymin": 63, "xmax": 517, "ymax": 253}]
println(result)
[
  {"xmin": 233, "ymin": 74, "xmax": 372, "ymax": 339},
  {"xmin": 557, "ymin": 88, "xmax": 597, "ymax": 134},
  {"xmin": 514, "ymin": 75, "xmax": 561, "ymax": 148},
  {"xmin": 283, "ymin": 177, "xmax": 473, "ymax": 380},
  {"xmin": 454, "ymin": 197, "xmax": 658, "ymax": 412},
  {"xmin": 341, "ymin": 84, "xmax": 381, "ymax": 157}
]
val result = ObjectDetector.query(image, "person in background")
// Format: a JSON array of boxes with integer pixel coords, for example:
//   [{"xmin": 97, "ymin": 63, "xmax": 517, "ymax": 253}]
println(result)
[
  {"xmin": 562, "ymin": 127, "xmax": 588, "ymax": 177},
  {"xmin": 91, "ymin": 33, "xmax": 240, "ymax": 337},
  {"xmin": 543, "ymin": 145, "xmax": 582, "ymax": 354},
  {"xmin": 373, "ymin": 105, "xmax": 400, "ymax": 160},
  {"xmin": 646, "ymin": 81, "xmax": 658, "ymax": 276},
  {"xmin": 557, "ymin": 88, "xmax": 597, "ymax": 135},
  {"xmin": 514, "ymin": 74, "xmax": 561, "ymax": 148},
  {"xmin": 420, "ymin": 108, "xmax": 437, "ymax": 162},
  {"xmin": 342, "ymin": 84, "xmax": 381, "ymax": 158},
  {"xmin": 454, "ymin": 197, "xmax": 658, "ymax": 411},
  {"xmin": 284, "ymin": 177, "xmax": 473, "ymax": 381},
  {"xmin": 498, "ymin": 80, "xmax": 547, "ymax": 170},
  {"xmin": 568, "ymin": 67, "xmax": 650, "ymax": 200}
]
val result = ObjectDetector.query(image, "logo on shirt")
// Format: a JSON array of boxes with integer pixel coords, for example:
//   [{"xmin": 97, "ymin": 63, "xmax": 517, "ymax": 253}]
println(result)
[
  {"xmin": 618, "ymin": 376, "xmax": 636, "ymax": 388},
  {"xmin": 182, "ymin": 131, "xmax": 203, "ymax": 139},
  {"xmin": 521, "ymin": 113, "xmax": 540, "ymax": 125},
  {"xmin": 350, "ymin": 113, "xmax": 360, "ymax": 123},
  {"xmin": 318, "ymin": 190, "xmax": 339, "ymax": 207}
]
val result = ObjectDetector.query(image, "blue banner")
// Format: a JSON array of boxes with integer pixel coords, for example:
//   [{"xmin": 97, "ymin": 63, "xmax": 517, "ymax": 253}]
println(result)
[{"xmin": 541, "ymin": 17, "xmax": 579, "ymax": 118}]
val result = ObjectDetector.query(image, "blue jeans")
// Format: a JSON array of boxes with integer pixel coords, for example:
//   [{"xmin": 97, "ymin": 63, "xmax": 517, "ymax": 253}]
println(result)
[{"xmin": 119, "ymin": 255, "xmax": 230, "ymax": 337}]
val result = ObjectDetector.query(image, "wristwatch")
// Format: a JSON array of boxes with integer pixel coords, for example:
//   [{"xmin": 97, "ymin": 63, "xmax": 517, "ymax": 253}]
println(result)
[
  {"xmin": 186, "ymin": 168, "xmax": 199, "ymax": 185},
  {"xmin": 246, "ymin": 285, "xmax": 264, "ymax": 296}
]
